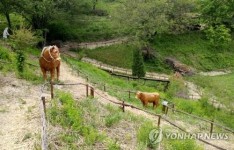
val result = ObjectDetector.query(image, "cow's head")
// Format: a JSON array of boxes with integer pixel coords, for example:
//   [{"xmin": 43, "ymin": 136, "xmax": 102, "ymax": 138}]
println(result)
[
  {"xmin": 50, "ymin": 45, "xmax": 60, "ymax": 59},
  {"xmin": 135, "ymin": 91, "xmax": 142, "ymax": 99}
]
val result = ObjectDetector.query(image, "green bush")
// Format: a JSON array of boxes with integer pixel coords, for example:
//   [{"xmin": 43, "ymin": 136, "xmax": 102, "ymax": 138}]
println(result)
[
  {"xmin": 47, "ymin": 22, "xmax": 77, "ymax": 41},
  {"xmin": 205, "ymin": 25, "xmax": 231, "ymax": 49},
  {"xmin": 164, "ymin": 139, "xmax": 203, "ymax": 150},
  {"xmin": 137, "ymin": 122, "xmax": 158, "ymax": 148},
  {"xmin": 0, "ymin": 47, "xmax": 13, "ymax": 61},
  {"xmin": 105, "ymin": 113, "xmax": 122, "ymax": 127},
  {"xmin": 108, "ymin": 140, "xmax": 121, "ymax": 150},
  {"xmin": 132, "ymin": 49, "xmax": 146, "ymax": 78}
]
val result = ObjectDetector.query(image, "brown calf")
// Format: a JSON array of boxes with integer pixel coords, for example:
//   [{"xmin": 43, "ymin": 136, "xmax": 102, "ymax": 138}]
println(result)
[{"xmin": 135, "ymin": 91, "xmax": 160, "ymax": 108}]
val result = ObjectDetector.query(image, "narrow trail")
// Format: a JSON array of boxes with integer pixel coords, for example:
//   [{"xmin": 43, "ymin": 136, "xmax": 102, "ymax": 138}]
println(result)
[
  {"xmin": 62, "ymin": 38, "xmax": 127, "ymax": 50},
  {"xmin": 0, "ymin": 73, "xmax": 41, "ymax": 150},
  {"xmin": 56, "ymin": 62, "xmax": 233, "ymax": 150}
]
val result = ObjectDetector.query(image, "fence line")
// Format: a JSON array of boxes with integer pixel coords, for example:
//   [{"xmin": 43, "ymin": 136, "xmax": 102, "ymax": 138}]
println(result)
[
  {"xmin": 63, "ymin": 57, "xmax": 234, "ymax": 134},
  {"xmin": 165, "ymin": 105, "xmax": 234, "ymax": 134},
  {"xmin": 82, "ymin": 57, "xmax": 169, "ymax": 81},
  {"xmin": 77, "ymin": 38, "xmax": 128, "ymax": 49},
  {"xmin": 40, "ymin": 96, "xmax": 47, "ymax": 150},
  {"xmin": 46, "ymin": 82, "xmax": 229, "ymax": 150},
  {"xmin": 64, "ymin": 56, "xmax": 203, "ymax": 100}
]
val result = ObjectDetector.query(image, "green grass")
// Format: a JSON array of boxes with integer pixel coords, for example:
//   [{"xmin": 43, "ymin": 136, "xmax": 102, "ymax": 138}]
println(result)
[
  {"xmin": 64, "ymin": 56, "xmax": 234, "ymax": 129},
  {"xmin": 85, "ymin": 44, "xmax": 134, "ymax": 68},
  {"xmin": 63, "ymin": 56, "xmax": 165, "ymax": 111},
  {"xmin": 0, "ymin": 43, "xmax": 42, "ymax": 84},
  {"xmin": 188, "ymin": 74, "xmax": 234, "ymax": 109},
  {"xmin": 153, "ymin": 32, "xmax": 234, "ymax": 71},
  {"xmin": 84, "ymin": 32, "xmax": 234, "ymax": 72}
]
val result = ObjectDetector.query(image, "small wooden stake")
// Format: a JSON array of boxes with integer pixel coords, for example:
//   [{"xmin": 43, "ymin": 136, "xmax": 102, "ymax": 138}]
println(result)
[
  {"xmin": 90, "ymin": 87, "xmax": 94, "ymax": 98},
  {"xmin": 158, "ymin": 115, "xmax": 161, "ymax": 127},
  {"xmin": 86, "ymin": 84, "xmax": 89, "ymax": 97},
  {"xmin": 210, "ymin": 119, "xmax": 214, "ymax": 135},
  {"xmin": 122, "ymin": 101, "xmax": 125, "ymax": 112},
  {"xmin": 41, "ymin": 96, "xmax": 46, "ymax": 116},
  {"xmin": 50, "ymin": 82, "xmax": 54, "ymax": 99}
]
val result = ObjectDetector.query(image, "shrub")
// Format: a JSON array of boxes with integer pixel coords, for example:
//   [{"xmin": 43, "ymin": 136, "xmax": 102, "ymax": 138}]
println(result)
[
  {"xmin": 164, "ymin": 139, "xmax": 203, "ymax": 150},
  {"xmin": 105, "ymin": 113, "xmax": 122, "ymax": 127},
  {"xmin": 47, "ymin": 22, "xmax": 77, "ymax": 41},
  {"xmin": 0, "ymin": 47, "xmax": 12, "ymax": 61},
  {"xmin": 205, "ymin": 25, "xmax": 231, "ymax": 49},
  {"xmin": 11, "ymin": 25, "xmax": 40, "ymax": 73},
  {"xmin": 137, "ymin": 121, "xmax": 158, "ymax": 148},
  {"xmin": 132, "ymin": 49, "xmax": 146, "ymax": 78}
]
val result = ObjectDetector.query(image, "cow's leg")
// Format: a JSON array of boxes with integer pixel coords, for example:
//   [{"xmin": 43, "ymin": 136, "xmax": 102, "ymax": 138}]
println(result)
[
  {"xmin": 153, "ymin": 102, "xmax": 156, "ymax": 108},
  {"xmin": 50, "ymin": 69, "xmax": 55, "ymax": 83},
  {"xmin": 56, "ymin": 65, "xmax": 60, "ymax": 81},
  {"xmin": 41, "ymin": 67, "xmax": 47, "ymax": 81}
]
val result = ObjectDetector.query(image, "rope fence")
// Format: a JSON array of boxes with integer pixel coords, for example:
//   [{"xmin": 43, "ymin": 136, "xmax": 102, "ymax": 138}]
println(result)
[{"xmin": 39, "ymin": 81, "xmax": 233, "ymax": 150}]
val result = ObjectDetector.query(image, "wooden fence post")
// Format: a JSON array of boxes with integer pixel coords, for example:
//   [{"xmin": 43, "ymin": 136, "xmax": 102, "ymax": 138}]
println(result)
[
  {"xmin": 122, "ymin": 101, "xmax": 125, "ymax": 112},
  {"xmin": 128, "ymin": 90, "xmax": 131, "ymax": 99},
  {"xmin": 164, "ymin": 81, "xmax": 170, "ymax": 92},
  {"xmin": 41, "ymin": 96, "xmax": 46, "ymax": 116},
  {"xmin": 210, "ymin": 119, "xmax": 214, "ymax": 135},
  {"xmin": 103, "ymin": 84, "xmax": 106, "ymax": 92},
  {"xmin": 172, "ymin": 104, "xmax": 175, "ymax": 113},
  {"xmin": 41, "ymin": 96, "xmax": 47, "ymax": 150},
  {"xmin": 50, "ymin": 82, "xmax": 54, "ymax": 99},
  {"xmin": 165, "ymin": 106, "xmax": 169, "ymax": 115},
  {"xmin": 162, "ymin": 105, "xmax": 166, "ymax": 114},
  {"xmin": 158, "ymin": 115, "xmax": 161, "ymax": 127},
  {"xmin": 86, "ymin": 84, "xmax": 89, "ymax": 97},
  {"xmin": 90, "ymin": 87, "xmax": 94, "ymax": 98}
]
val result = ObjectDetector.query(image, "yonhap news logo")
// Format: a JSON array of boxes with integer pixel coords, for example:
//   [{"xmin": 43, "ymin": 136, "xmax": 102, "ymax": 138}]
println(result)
[
  {"xmin": 149, "ymin": 128, "xmax": 230, "ymax": 143},
  {"xmin": 149, "ymin": 128, "xmax": 163, "ymax": 144},
  {"xmin": 165, "ymin": 132, "xmax": 229, "ymax": 140}
]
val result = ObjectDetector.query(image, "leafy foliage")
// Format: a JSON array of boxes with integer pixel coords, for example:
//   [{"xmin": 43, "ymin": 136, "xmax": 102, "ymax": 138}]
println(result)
[
  {"xmin": 114, "ymin": 0, "xmax": 170, "ymax": 43},
  {"xmin": 200, "ymin": 0, "xmax": 234, "ymax": 27},
  {"xmin": 205, "ymin": 25, "xmax": 231, "ymax": 49},
  {"xmin": 132, "ymin": 49, "xmax": 145, "ymax": 78},
  {"xmin": 11, "ymin": 25, "xmax": 39, "ymax": 73}
]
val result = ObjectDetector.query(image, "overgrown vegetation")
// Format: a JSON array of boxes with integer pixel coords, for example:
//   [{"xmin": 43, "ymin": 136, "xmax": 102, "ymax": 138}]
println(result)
[
  {"xmin": 85, "ymin": 32, "xmax": 234, "ymax": 72},
  {"xmin": 0, "ymin": 41, "xmax": 42, "ymax": 83},
  {"xmin": 132, "ymin": 49, "xmax": 145, "ymax": 78}
]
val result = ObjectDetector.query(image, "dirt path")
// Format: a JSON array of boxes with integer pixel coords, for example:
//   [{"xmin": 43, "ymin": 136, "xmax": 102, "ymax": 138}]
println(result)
[
  {"xmin": 0, "ymin": 73, "xmax": 41, "ymax": 150},
  {"xmin": 62, "ymin": 38, "xmax": 127, "ymax": 50}
]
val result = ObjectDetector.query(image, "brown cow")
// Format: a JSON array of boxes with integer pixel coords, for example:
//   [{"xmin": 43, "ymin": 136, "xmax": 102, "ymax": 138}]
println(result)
[
  {"xmin": 135, "ymin": 91, "xmax": 160, "ymax": 108},
  {"xmin": 39, "ymin": 45, "xmax": 61, "ymax": 82}
]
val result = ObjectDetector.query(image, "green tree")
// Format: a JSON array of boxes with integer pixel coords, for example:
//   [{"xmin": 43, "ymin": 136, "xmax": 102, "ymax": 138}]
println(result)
[
  {"xmin": 0, "ymin": 0, "xmax": 16, "ymax": 28},
  {"xmin": 114, "ymin": 0, "xmax": 170, "ymax": 44},
  {"xmin": 200, "ymin": 0, "xmax": 234, "ymax": 28},
  {"xmin": 132, "ymin": 49, "xmax": 145, "ymax": 78},
  {"xmin": 168, "ymin": 0, "xmax": 200, "ymax": 33}
]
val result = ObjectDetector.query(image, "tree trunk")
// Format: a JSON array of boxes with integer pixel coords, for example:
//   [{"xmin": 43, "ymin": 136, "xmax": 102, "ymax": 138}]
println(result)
[{"xmin": 5, "ymin": 12, "xmax": 11, "ymax": 28}]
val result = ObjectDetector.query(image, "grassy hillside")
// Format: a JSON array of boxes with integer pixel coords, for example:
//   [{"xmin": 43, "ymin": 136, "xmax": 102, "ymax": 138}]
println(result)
[
  {"xmin": 84, "ymin": 32, "xmax": 234, "ymax": 72},
  {"xmin": 188, "ymin": 73, "xmax": 234, "ymax": 110},
  {"xmin": 0, "ymin": 43, "xmax": 203, "ymax": 149},
  {"xmin": 64, "ymin": 56, "xmax": 234, "ymax": 129},
  {"xmin": 47, "ymin": 91, "xmax": 202, "ymax": 150}
]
